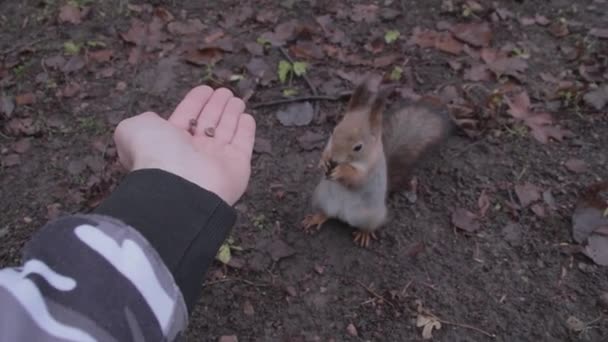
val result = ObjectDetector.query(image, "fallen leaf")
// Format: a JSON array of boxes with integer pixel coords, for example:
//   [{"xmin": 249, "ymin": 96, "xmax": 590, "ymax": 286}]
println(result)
[
  {"xmin": 411, "ymin": 28, "xmax": 439, "ymax": 48},
  {"xmin": 277, "ymin": 60, "xmax": 292, "ymax": 83},
  {"xmin": 120, "ymin": 19, "xmax": 147, "ymax": 45},
  {"xmin": 549, "ymin": 20, "xmax": 569, "ymax": 37},
  {"xmin": 289, "ymin": 40, "xmax": 324, "ymax": 59},
  {"xmin": 61, "ymin": 55, "xmax": 86, "ymax": 73},
  {"xmin": 216, "ymin": 243, "xmax": 232, "ymax": 264},
  {"xmin": 535, "ymin": 15, "xmax": 550, "ymax": 26},
  {"xmin": 60, "ymin": 82, "xmax": 81, "ymax": 98},
  {"xmin": 292, "ymin": 61, "xmax": 307, "ymax": 76},
  {"xmin": 276, "ymin": 102, "xmax": 314, "ymax": 126},
  {"xmin": 589, "ymin": 28, "xmax": 608, "ymax": 39},
  {"xmin": 6, "ymin": 118, "xmax": 39, "ymax": 136},
  {"xmin": 167, "ymin": 19, "xmax": 205, "ymax": 35},
  {"xmin": 245, "ymin": 58, "xmax": 272, "ymax": 81},
  {"xmin": 451, "ymin": 208, "xmax": 480, "ymax": 232},
  {"xmin": 525, "ymin": 112, "xmax": 570, "ymax": 144},
  {"xmin": 12, "ymin": 138, "xmax": 31, "ymax": 153},
  {"xmin": 451, "ymin": 22, "xmax": 492, "ymax": 47},
  {"xmin": 478, "ymin": 190, "xmax": 491, "ymax": 217},
  {"xmin": 583, "ymin": 85, "xmax": 608, "ymax": 110},
  {"xmin": 464, "ymin": 64, "xmax": 492, "ymax": 82},
  {"xmin": 88, "ymin": 49, "xmax": 113, "ymax": 63},
  {"xmin": 531, "ymin": 203, "xmax": 547, "ymax": 218},
  {"xmin": 185, "ymin": 47, "xmax": 223, "ymax": 66},
  {"xmin": 266, "ymin": 239, "xmax": 295, "ymax": 261},
  {"xmin": 566, "ymin": 316, "xmax": 586, "ymax": 332},
  {"xmin": 243, "ymin": 300, "xmax": 254, "ymax": 316},
  {"xmin": 373, "ymin": 54, "xmax": 399, "ymax": 67},
  {"xmin": 350, "ymin": 4, "xmax": 379, "ymax": 23},
  {"xmin": 218, "ymin": 335, "xmax": 238, "ymax": 342},
  {"xmin": 15, "ymin": 93, "xmax": 35, "ymax": 106},
  {"xmin": 519, "ymin": 17, "xmax": 536, "ymax": 26},
  {"xmin": 515, "ymin": 182, "xmax": 541, "ymax": 207},
  {"xmin": 502, "ymin": 222, "xmax": 522, "ymax": 245},
  {"xmin": 384, "ymin": 30, "xmax": 400, "ymax": 44},
  {"xmin": 259, "ymin": 20, "xmax": 298, "ymax": 46},
  {"xmin": 346, "ymin": 323, "xmax": 358, "ymax": 337},
  {"xmin": 44, "ymin": 55, "xmax": 67, "ymax": 69},
  {"xmin": 3, "ymin": 154, "xmax": 20, "ymax": 167},
  {"xmin": 434, "ymin": 32, "xmax": 463, "ymax": 55},
  {"xmin": 0, "ymin": 95, "xmax": 15, "ymax": 118},
  {"xmin": 245, "ymin": 42, "xmax": 264, "ymax": 56},
  {"xmin": 285, "ymin": 286, "xmax": 297, "ymax": 297},
  {"xmin": 153, "ymin": 7, "xmax": 174, "ymax": 22},
  {"xmin": 253, "ymin": 137, "xmax": 272, "ymax": 155},
  {"xmin": 585, "ymin": 234, "xmax": 608, "ymax": 266},
  {"xmin": 58, "ymin": 4, "xmax": 82, "ymax": 24},
  {"xmin": 565, "ymin": 159, "xmax": 587, "ymax": 173},
  {"xmin": 389, "ymin": 66, "xmax": 403, "ymax": 81},
  {"xmin": 297, "ymin": 131, "xmax": 326, "ymax": 151},
  {"xmin": 543, "ymin": 190, "xmax": 557, "ymax": 210},
  {"xmin": 416, "ymin": 314, "xmax": 442, "ymax": 340}
]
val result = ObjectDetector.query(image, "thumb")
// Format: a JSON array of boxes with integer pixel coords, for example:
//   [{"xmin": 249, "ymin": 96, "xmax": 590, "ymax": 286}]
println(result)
[{"xmin": 113, "ymin": 111, "xmax": 162, "ymax": 170}]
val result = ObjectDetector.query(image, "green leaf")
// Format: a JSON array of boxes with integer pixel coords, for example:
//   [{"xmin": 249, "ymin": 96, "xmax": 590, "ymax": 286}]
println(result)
[
  {"xmin": 282, "ymin": 88, "xmax": 298, "ymax": 97},
  {"xmin": 216, "ymin": 244, "xmax": 231, "ymax": 264},
  {"xmin": 86, "ymin": 40, "xmax": 106, "ymax": 48},
  {"xmin": 389, "ymin": 66, "xmax": 403, "ymax": 81},
  {"xmin": 278, "ymin": 60, "xmax": 292, "ymax": 84},
  {"xmin": 292, "ymin": 61, "xmax": 308, "ymax": 77},
  {"xmin": 64, "ymin": 41, "xmax": 81, "ymax": 55},
  {"xmin": 229, "ymin": 74, "xmax": 244, "ymax": 82},
  {"xmin": 256, "ymin": 36, "xmax": 271, "ymax": 46},
  {"xmin": 384, "ymin": 30, "xmax": 400, "ymax": 44}
]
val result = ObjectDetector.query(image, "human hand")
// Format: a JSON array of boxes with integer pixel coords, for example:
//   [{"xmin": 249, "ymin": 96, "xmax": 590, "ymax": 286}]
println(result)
[{"xmin": 113, "ymin": 86, "xmax": 256, "ymax": 205}]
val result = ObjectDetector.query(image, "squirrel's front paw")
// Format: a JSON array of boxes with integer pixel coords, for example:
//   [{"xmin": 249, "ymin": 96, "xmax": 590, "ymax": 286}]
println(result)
[{"xmin": 328, "ymin": 164, "xmax": 346, "ymax": 182}]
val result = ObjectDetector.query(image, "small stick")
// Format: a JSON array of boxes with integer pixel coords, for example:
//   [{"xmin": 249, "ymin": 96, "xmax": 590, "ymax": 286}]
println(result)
[
  {"xmin": 278, "ymin": 47, "xmax": 320, "ymax": 117},
  {"xmin": 203, "ymin": 277, "xmax": 268, "ymax": 287},
  {"xmin": 356, "ymin": 280, "xmax": 396, "ymax": 308},
  {"xmin": 252, "ymin": 92, "xmax": 352, "ymax": 109},
  {"xmin": 438, "ymin": 319, "xmax": 497, "ymax": 339}
]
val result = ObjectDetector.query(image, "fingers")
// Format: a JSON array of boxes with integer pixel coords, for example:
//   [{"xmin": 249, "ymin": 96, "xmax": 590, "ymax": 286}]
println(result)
[
  {"xmin": 215, "ymin": 97, "xmax": 245, "ymax": 143},
  {"xmin": 231, "ymin": 113, "xmax": 256, "ymax": 159},
  {"xmin": 195, "ymin": 88, "xmax": 233, "ymax": 136},
  {"xmin": 168, "ymin": 85, "xmax": 213, "ymax": 130}
]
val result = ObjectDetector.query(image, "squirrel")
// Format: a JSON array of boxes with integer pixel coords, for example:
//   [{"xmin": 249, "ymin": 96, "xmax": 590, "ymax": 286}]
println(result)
[{"xmin": 302, "ymin": 75, "xmax": 454, "ymax": 247}]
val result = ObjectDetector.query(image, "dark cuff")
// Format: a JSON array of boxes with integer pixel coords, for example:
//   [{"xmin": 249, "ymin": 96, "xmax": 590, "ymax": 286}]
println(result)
[{"xmin": 94, "ymin": 168, "xmax": 236, "ymax": 313}]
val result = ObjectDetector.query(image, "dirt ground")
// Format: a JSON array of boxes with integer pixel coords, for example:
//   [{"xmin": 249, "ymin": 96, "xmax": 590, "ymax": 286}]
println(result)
[{"xmin": 1, "ymin": 0, "xmax": 608, "ymax": 341}]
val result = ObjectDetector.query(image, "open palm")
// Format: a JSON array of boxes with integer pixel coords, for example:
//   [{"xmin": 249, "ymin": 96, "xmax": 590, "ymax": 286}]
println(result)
[{"xmin": 114, "ymin": 86, "xmax": 256, "ymax": 205}]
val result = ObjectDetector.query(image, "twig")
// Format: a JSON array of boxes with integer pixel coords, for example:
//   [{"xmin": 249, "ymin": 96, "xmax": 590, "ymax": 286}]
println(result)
[
  {"xmin": 356, "ymin": 280, "xmax": 396, "ymax": 308},
  {"xmin": 251, "ymin": 92, "xmax": 352, "ymax": 109},
  {"xmin": 203, "ymin": 277, "xmax": 268, "ymax": 288},
  {"xmin": 438, "ymin": 319, "xmax": 496, "ymax": 339},
  {"xmin": 278, "ymin": 47, "xmax": 320, "ymax": 118},
  {"xmin": 0, "ymin": 38, "xmax": 45, "ymax": 56}
]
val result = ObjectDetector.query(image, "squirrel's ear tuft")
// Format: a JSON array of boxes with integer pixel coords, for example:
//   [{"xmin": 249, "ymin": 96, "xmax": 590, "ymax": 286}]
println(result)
[
  {"xmin": 346, "ymin": 74, "xmax": 382, "ymax": 111},
  {"xmin": 369, "ymin": 89, "xmax": 388, "ymax": 131}
]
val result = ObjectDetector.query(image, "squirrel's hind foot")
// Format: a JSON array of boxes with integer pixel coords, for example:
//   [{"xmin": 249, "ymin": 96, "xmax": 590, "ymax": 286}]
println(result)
[
  {"xmin": 301, "ymin": 213, "xmax": 328, "ymax": 234},
  {"xmin": 352, "ymin": 231, "xmax": 378, "ymax": 248}
]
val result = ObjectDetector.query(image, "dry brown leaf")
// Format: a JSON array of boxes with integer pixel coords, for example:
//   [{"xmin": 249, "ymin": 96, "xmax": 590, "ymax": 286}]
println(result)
[
  {"xmin": 451, "ymin": 22, "xmax": 492, "ymax": 47},
  {"xmin": 58, "ymin": 4, "xmax": 82, "ymax": 24},
  {"xmin": 88, "ymin": 49, "xmax": 113, "ymax": 63},
  {"xmin": 515, "ymin": 182, "xmax": 540, "ymax": 207},
  {"xmin": 451, "ymin": 208, "xmax": 480, "ymax": 232},
  {"xmin": 549, "ymin": 21, "xmax": 569, "ymax": 37},
  {"xmin": 564, "ymin": 159, "xmax": 587, "ymax": 173},
  {"xmin": 15, "ymin": 93, "xmax": 35, "ymax": 106},
  {"xmin": 167, "ymin": 19, "xmax": 205, "ymax": 35},
  {"xmin": 184, "ymin": 47, "xmax": 224, "ymax": 66},
  {"xmin": 434, "ymin": 32, "xmax": 463, "ymax": 55},
  {"xmin": 589, "ymin": 28, "xmax": 608, "ymax": 39},
  {"xmin": 478, "ymin": 190, "xmax": 491, "ymax": 217}
]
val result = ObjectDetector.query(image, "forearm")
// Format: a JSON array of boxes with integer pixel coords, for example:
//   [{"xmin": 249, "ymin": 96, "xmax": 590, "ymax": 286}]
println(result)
[
  {"xmin": 93, "ymin": 169, "xmax": 237, "ymax": 312},
  {"xmin": 0, "ymin": 169, "xmax": 237, "ymax": 341}
]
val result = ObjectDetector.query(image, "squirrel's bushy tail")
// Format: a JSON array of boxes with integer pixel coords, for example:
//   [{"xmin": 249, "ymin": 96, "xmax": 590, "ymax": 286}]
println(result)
[{"xmin": 382, "ymin": 102, "xmax": 453, "ymax": 192}]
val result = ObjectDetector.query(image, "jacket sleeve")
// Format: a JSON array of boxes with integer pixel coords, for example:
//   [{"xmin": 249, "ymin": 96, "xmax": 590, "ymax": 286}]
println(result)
[{"xmin": 0, "ymin": 169, "xmax": 237, "ymax": 341}]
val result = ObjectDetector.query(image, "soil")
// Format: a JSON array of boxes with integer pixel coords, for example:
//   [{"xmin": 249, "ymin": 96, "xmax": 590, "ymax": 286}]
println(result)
[{"xmin": 1, "ymin": 0, "xmax": 608, "ymax": 341}]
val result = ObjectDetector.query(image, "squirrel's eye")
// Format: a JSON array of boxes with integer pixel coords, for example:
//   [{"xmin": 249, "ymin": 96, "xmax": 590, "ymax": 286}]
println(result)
[{"xmin": 353, "ymin": 143, "xmax": 363, "ymax": 152}]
